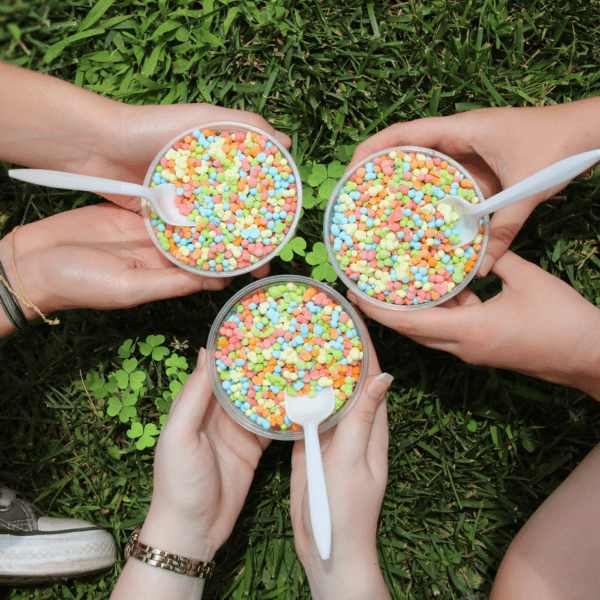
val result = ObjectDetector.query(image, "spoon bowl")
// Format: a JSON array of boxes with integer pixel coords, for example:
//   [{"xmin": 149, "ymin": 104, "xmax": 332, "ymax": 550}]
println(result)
[
  {"xmin": 285, "ymin": 386, "xmax": 335, "ymax": 561},
  {"xmin": 435, "ymin": 148, "xmax": 600, "ymax": 248},
  {"xmin": 8, "ymin": 169, "xmax": 190, "ymax": 227}
]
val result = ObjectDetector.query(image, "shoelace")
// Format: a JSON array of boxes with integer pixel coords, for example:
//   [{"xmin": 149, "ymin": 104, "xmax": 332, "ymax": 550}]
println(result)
[{"xmin": 0, "ymin": 488, "xmax": 16, "ymax": 509}]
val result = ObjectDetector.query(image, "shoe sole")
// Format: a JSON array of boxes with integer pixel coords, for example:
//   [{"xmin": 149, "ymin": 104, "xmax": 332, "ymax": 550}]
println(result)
[{"xmin": 0, "ymin": 527, "xmax": 116, "ymax": 584}]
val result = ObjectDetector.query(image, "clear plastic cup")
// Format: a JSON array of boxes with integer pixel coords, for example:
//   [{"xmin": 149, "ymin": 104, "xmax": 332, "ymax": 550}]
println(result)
[
  {"xmin": 207, "ymin": 275, "xmax": 370, "ymax": 440},
  {"xmin": 324, "ymin": 146, "xmax": 489, "ymax": 310},
  {"xmin": 142, "ymin": 121, "xmax": 303, "ymax": 277}
]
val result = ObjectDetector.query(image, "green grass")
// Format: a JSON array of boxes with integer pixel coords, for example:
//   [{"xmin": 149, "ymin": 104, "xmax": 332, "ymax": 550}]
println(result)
[{"xmin": 1, "ymin": 0, "xmax": 600, "ymax": 598}]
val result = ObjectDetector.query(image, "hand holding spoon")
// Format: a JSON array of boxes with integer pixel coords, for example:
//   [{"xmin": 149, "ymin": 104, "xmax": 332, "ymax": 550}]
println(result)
[
  {"xmin": 434, "ymin": 149, "xmax": 600, "ymax": 248},
  {"xmin": 8, "ymin": 169, "xmax": 191, "ymax": 227}
]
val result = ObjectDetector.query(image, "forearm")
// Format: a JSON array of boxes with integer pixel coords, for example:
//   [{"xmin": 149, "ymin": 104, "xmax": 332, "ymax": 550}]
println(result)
[
  {"xmin": 110, "ymin": 507, "xmax": 217, "ymax": 600},
  {"xmin": 0, "ymin": 62, "xmax": 123, "ymax": 174},
  {"xmin": 573, "ymin": 341, "xmax": 600, "ymax": 402},
  {"xmin": 111, "ymin": 559, "xmax": 206, "ymax": 600},
  {"xmin": 541, "ymin": 96, "xmax": 600, "ymax": 152}
]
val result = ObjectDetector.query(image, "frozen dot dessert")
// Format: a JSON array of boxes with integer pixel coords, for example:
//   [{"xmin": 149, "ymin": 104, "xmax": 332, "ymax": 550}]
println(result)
[
  {"xmin": 327, "ymin": 149, "xmax": 485, "ymax": 306},
  {"xmin": 214, "ymin": 281, "xmax": 364, "ymax": 431},
  {"xmin": 147, "ymin": 127, "xmax": 299, "ymax": 273}
]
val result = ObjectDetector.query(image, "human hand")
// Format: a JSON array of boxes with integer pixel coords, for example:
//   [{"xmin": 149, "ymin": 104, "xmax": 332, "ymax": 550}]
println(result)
[
  {"xmin": 140, "ymin": 348, "xmax": 271, "ymax": 560},
  {"xmin": 0, "ymin": 204, "xmax": 229, "ymax": 329},
  {"xmin": 80, "ymin": 103, "xmax": 292, "ymax": 213},
  {"xmin": 350, "ymin": 100, "xmax": 600, "ymax": 275},
  {"xmin": 290, "ymin": 336, "xmax": 393, "ymax": 600},
  {"xmin": 347, "ymin": 251, "xmax": 600, "ymax": 401},
  {"xmin": 0, "ymin": 63, "xmax": 291, "ymax": 212}
]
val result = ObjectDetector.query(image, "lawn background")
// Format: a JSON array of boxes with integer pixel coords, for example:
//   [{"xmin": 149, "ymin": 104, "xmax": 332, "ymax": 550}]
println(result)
[{"xmin": 1, "ymin": 0, "xmax": 600, "ymax": 598}]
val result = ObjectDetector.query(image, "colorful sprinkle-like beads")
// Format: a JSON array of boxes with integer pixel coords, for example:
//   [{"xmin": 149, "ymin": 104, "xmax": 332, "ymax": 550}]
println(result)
[
  {"xmin": 329, "ymin": 150, "xmax": 485, "ymax": 306},
  {"xmin": 215, "ymin": 282, "xmax": 363, "ymax": 431},
  {"xmin": 150, "ymin": 128, "xmax": 298, "ymax": 272}
]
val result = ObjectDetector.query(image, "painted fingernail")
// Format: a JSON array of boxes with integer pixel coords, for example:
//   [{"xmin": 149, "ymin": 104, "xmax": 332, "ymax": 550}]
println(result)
[
  {"xmin": 197, "ymin": 347, "xmax": 207, "ymax": 369},
  {"xmin": 366, "ymin": 372, "xmax": 394, "ymax": 399}
]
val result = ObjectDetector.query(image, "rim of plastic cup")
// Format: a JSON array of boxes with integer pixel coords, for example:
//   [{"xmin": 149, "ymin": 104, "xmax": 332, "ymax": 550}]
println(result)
[
  {"xmin": 324, "ymin": 146, "xmax": 490, "ymax": 310},
  {"xmin": 142, "ymin": 121, "xmax": 303, "ymax": 278},
  {"xmin": 207, "ymin": 275, "xmax": 371, "ymax": 441}
]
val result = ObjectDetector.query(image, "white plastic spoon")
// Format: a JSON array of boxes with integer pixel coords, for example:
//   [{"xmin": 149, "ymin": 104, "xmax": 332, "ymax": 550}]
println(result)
[
  {"xmin": 8, "ymin": 169, "xmax": 192, "ymax": 227},
  {"xmin": 284, "ymin": 386, "xmax": 335, "ymax": 561},
  {"xmin": 434, "ymin": 149, "xmax": 600, "ymax": 248}
]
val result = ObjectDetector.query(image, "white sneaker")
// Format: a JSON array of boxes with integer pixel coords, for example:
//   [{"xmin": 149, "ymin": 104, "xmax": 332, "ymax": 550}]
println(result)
[{"xmin": 0, "ymin": 488, "xmax": 116, "ymax": 584}]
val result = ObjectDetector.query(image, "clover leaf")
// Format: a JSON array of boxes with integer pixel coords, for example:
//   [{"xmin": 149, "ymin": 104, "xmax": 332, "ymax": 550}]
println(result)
[
  {"xmin": 317, "ymin": 178, "xmax": 337, "ymax": 208},
  {"xmin": 312, "ymin": 263, "xmax": 338, "ymax": 282},
  {"xmin": 104, "ymin": 375, "xmax": 119, "ymax": 394},
  {"xmin": 335, "ymin": 144, "xmax": 358, "ymax": 162},
  {"xmin": 279, "ymin": 236, "xmax": 307, "ymax": 262},
  {"xmin": 169, "ymin": 379, "xmax": 184, "ymax": 396},
  {"xmin": 127, "ymin": 422, "xmax": 160, "ymax": 451},
  {"xmin": 138, "ymin": 335, "xmax": 170, "ymax": 361},
  {"xmin": 301, "ymin": 188, "xmax": 319, "ymax": 209},
  {"xmin": 307, "ymin": 163, "xmax": 328, "ymax": 187},
  {"xmin": 107, "ymin": 392, "xmax": 138, "ymax": 423},
  {"xmin": 129, "ymin": 371, "xmax": 146, "ymax": 391},
  {"xmin": 297, "ymin": 163, "xmax": 313, "ymax": 181},
  {"xmin": 165, "ymin": 353, "xmax": 189, "ymax": 376},
  {"xmin": 118, "ymin": 339, "xmax": 135, "ymax": 359},
  {"xmin": 327, "ymin": 160, "xmax": 348, "ymax": 178},
  {"xmin": 114, "ymin": 362, "xmax": 146, "ymax": 390},
  {"xmin": 83, "ymin": 371, "xmax": 108, "ymax": 399},
  {"xmin": 122, "ymin": 358, "xmax": 138, "ymax": 373},
  {"xmin": 114, "ymin": 370, "xmax": 129, "ymax": 389},
  {"xmin": 155, "ymin": 391, "xmax": 173, "ymax": 414},
  {"xmin": 306, "ymin": 242, "xmax": 338, "ymax": 282}
]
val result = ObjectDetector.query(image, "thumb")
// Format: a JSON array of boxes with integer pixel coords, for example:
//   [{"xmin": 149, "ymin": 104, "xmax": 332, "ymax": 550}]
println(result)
[
  {"xmin": 166, "ymin": 349, "xmax": 214, "ymax": 432},
  {"xmin": 332, "ymin": 372, "xmax": 393, "ymax": 458},
  {"xmin": 118, "ymin": 268, "xmax": 229, "ymax": 306},
  {"xmin": 478, "ymin": 200, "xmax": 538, "ymax": 276},
  {"xmin": 349, "ymin": 114, "xmax": 476, "ymax": 169}
]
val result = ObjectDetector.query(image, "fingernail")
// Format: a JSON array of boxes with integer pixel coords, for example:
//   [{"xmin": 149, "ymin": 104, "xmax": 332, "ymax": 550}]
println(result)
[
  {"xmin": 203, "ymin": 278, "xmax": 226, "ymax": 291},
  {"xmin": 347, "ymin": 291, "xmax": 358, "ymax": 305},
  {"xmin": 366, "ymin": 373, "xmax": 394, "ymax": 399},
  {"xmin": 197, "ymin": 347, "xmax": 207, "ymax": 369},
  {"xmin": 478, "ymin": 255, "xmax": 493, "ymax": 277}
]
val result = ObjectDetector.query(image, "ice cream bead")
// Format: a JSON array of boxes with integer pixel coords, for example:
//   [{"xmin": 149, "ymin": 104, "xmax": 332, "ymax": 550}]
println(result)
[
  {"xmin": 144, "ymin": 124, "xmax": 300, "ymax": 275},
  {"xmin": 209, "ymin": 277, "xmax": 369, "ymax": 440},
  {"xmin": 326, "ymin": 148, "xmax": 488, "ymax": 308}
]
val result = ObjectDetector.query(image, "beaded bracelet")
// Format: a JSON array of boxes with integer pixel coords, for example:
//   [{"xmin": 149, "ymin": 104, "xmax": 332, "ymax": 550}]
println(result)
[
  {"xmin": 0, "ymin": 226, "xmax": 59, "ymax": 327},
  {"xmin": 125, "ymin": 526, "xmax": 215, "ymax": 579}
]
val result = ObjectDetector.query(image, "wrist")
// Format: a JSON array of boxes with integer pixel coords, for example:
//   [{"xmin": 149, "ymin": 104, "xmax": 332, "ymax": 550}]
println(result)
[
  {"xmin": 0, "ymin": 227, "xmax": 60, "ymax": 320},
  {"xmin": 538, "ymin": 97, "xmax": 600, "ymax": 154},
  {"xmin": 140, "ymin": 507, "xmax": 217, "ymax": 563},
  {"xmin": 301, "ymin": 546, "xmax": 391, "ymax": 600},
  {"xmin": 564, "ymin": 300, "xmax": 600, "ymax": 401},
  {"xmin": 0, "ymin": 230, "xmax": 48, "ymax": 329},
  {"xmin": 0, "ymin": 63, "xmax": 123, "ymax": 174}
]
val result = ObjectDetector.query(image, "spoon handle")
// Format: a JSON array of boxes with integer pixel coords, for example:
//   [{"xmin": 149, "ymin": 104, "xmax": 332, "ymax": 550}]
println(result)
[
  {"xmin": 304, "ymin": 422, "xmax": 332, "ymax": 561},
  {"xmin": 471, "ymin": 149, "xmax": 600, "ymax": 219},
  {"xmin": 8, "ymin": 169, "xmax": 148, "ymax": 199}
]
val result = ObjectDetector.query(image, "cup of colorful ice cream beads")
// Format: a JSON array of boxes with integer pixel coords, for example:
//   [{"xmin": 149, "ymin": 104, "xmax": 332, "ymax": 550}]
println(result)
[
  {"xmin": 207, "ymin": 275, "xmax": 370, "ymax": 441},
  {"xmin": 324, "ymin": 146, "xmax": 490, "ymax": 309},
  {"xmin": 141, "ymin": 122, "xmax": 302, "ymax": 277}
]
